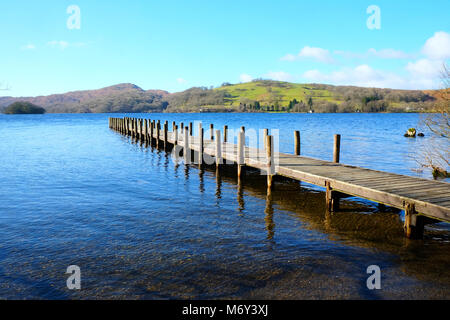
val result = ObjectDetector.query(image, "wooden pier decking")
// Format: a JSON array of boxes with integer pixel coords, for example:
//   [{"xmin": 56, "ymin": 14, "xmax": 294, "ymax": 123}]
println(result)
[{"xmin": 109, "ymin": 117, "xmax": 450, "ymax": 239}]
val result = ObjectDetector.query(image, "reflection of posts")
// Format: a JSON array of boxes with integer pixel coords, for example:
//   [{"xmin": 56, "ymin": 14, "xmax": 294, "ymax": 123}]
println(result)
[
  {"xmin": 237, "ymin": 179, "xmax": 244, "ymax": 212},
  {"xmin": 265, "ymin": 192, "xmax": 274, "ymax": 240}
]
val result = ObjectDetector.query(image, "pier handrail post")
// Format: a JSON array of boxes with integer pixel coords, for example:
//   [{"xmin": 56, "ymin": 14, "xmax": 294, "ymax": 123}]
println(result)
[
  {"xmin": 237, "ymin": 130, "xmax": 245, "ymax": 178},
  {"xmin": 163, "ymin": 122, "xmax": 168, "ymax": 150},
  {"xmin": 333, "ymin": 134, "xmax": 341, "ymax": 163},
  {"xmin": 198, "ymin": 123, "xmax": 203, "ymax": 166},
  {"xmin": 172, "ymin": 121, "xmax": 176, "ymax": 132},
  {"xmin": 174, "ymin": 125, "xmax": 178, "ymax": 145},
  {"xmin": 189, "ymin": 122, "xmax": 193, "ymax": 136},
  {"xmin": 266, "ymin": 135, "xmax": 273, "ymax": 189},
  {"xmin": 263, "ymin": 128, "xmax": 268, "ymax": 151},
  {"xmin": 294, "ymin": 131, "xmax": 301, "ymax": 156},
  {"xmin": 184, "ymin": 126, "xmax": 190, "ymax": 164},
  {"xmin": 156, "ymin": 120, "xmax": 160, "ymax": 148},
  {"xmin": 144, "ymin": 119, "xmax": 148, "ymax": 141},
  {"xmin": 215, "ymin": 130, "xmax": 222, "ymax": 167},
  {"xmin": 223, "ymin": 125, "xmax": 228, "ymax": 143},
  {"xmin": 210, "ymin": 124, "xmax": 214, "ymax": 140}
]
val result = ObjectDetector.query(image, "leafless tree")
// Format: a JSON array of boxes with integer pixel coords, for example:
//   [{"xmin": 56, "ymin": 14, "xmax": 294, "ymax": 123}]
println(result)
[{"xmin": 418, "ymin": 63, "xmax": 450, "ymax": 178}]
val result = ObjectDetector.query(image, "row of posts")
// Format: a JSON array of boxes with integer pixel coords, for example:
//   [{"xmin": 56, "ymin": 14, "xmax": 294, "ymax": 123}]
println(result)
[{"xmin": 109, "ymin": 117, "xmax": 341, "ymax": 190}]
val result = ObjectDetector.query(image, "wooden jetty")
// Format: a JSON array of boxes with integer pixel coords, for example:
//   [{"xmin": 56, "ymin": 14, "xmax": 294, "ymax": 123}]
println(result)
[{"xmin": 109, "ymin": 117, "xmax": 450, "ymax": 239}]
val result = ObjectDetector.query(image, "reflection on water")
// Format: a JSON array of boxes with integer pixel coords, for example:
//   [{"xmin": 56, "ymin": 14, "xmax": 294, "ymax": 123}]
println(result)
[{"xmin": 0, "ymin": 113, "xmax": 449, "ymax": 299}]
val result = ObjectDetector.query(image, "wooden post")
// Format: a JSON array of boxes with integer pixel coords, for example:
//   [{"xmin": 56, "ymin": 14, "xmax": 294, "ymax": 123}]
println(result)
[
  {"xmin": 156, "ymin": 121, "xmax": 160, "ymax": 148},
  {"xmin": 263, "ymin": 128, "xmax": 268, "ymax": 150},
  {"xmin": 189, "ymin": 122, "xmax": 193, "ymax": 136},
  {"xmin": 140, "ymin": 119, "xmax": 144, "ymax": 141},
  {"xmin": 163, "ymin": 122, "xmax": 168, "ymax": 150},
  {"xmin": 241, "ymin": 126, "xmax": 245, "ymax": 133},
  {"xmin": 198, "ymin": 127, "xmax": 204, "ymax": 167},
  {"xmin": 223, "ymin": 125, "xmax": 228, "ymax": 143},
  {"xmin": 144, "ymin": 119, "xmax": 148, "ymax": 141},
  {"xmin": 173, "ymin": 125, "xmax": 178, "ymax": 145},
  {"xmin": 325, "ymin": 181, "xmax": 340, "ymax": 212},
  {"xmin": 294, "ymin": 131, "xmax": 300, "ymax": 156},
  {"xmin": 180, "ymin": 122, "xmax": 184, "ymax": 131},
  {"xmin": 210, "ymin": 124, "xmax": 214, "ymax": 140},
  {"xmin": 266, "ymin": 135, "xmax": 273, "ymax": 189},
  {"xmin": 149, "ymin": 121, "xmax": 154, "ymax": 145},
  {"xmin": 184, "ymin": 126, "xmax": 190, "ymax": 163},
  {"xmin": 215, "ymin": 130, "xmax": 222, "ymax": 167},
  {"xmin": 237, "ymin": 130, "xmax": 245, "ymax": 178},
  {"xmin": 172, "ymin": 121, "xmax": 176, "ymax": 132},
  {"xmin": 333, "ymin": 134, "xmax": 341, "ymax": 163},
  {"xmin": 404, "ymin": 203, "xmax": 424, "ymax": 239}
]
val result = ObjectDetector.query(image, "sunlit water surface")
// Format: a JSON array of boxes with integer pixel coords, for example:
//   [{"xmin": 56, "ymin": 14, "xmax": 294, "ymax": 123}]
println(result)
[{"xmin": 0, "ymin": 113, "xmax": 449, "ymax": 299}]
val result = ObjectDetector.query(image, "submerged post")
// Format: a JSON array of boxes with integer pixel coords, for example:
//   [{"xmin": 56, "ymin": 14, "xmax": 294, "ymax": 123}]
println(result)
[
  {"xmin": 294, "ymin": 131, "xmax": 300, "ymax": 156},
  {"xmin": 333, "ymin": 134, "xmax": 341, "ymax": 163}
]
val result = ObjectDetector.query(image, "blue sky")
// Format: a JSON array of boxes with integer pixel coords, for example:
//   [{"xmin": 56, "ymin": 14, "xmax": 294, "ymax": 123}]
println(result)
[{"xmin": 0, "ymin": 0, "xmax": 449, "ymax": 96}]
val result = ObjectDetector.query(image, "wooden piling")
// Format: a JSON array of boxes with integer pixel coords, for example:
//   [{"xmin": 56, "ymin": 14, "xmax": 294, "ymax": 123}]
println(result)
[
  {"xmin": 404, "ymin": 203, "xmax": 424, "ymax": 239},
  {"xmin": 266, "ymin": 135, "xmax": 273, "ymax": 189},
  {"xmin": 210, "ymin": 124, "xmax": 214, "ymax": 140},
  {"xmin": 223, "ymin": 125, "xmax": 228, "ymax": 143},
  {"xmin": 215, "ymin": 130, "xmax": 222, "ymax": 167},
  {"xmin": 189, "ymin": 122, "xmax": 193, "ymax": 136},
  {"xmin": 333, "ymin": 134, "xmax": 341, "ymax": 163},
  {"xmin": 325, "ymin": 181, "xmax": 340, "ymax": 212},
  {"xmin": 294, "ymin": 131, "xmax": 300, "ymax": 156},
  {"xmin": 237, "ymin": 130, "xmax": 245, "ymax": 178},
  {"xmin": 163, "ymin": 122, "xmax": 168, "ymax": 150},
  {"xmin": 184, "ymin": 126, "xmax": 190, "ymax": 163},
  {"xmin": 174, "ymin": 125, "xmax": 178, "ymax": 145},
  {"xmin": 156, "ymin": 121, "xmax": 160, "ymax": 148},
  {"xmin": 198, "ymin": 126, "xmax": 204, "ymax": 167}
]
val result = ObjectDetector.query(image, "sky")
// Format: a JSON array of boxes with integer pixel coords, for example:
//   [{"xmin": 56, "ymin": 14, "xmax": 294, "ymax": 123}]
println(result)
[{"xmin": 0, "ymin": 0, "xmax": 449, "ymax": 97}]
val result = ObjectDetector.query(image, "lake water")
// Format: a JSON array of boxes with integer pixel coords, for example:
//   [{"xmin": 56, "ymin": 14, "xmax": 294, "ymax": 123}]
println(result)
[{"xmin": 0, "ymin": 113, "xmax": 449, "ymax": 299}]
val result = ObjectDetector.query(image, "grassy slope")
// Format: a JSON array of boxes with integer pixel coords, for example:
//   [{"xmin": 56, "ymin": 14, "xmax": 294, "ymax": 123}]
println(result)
[{"xmin": 215, "ymin": 81, "xmax": 341, "ymax": 108}]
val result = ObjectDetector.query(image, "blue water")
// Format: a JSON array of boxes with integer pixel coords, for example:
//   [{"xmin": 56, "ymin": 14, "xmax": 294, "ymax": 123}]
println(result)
[{"xmin": 0, "ymin": 113, "xmax": 449, "ymax": 299}]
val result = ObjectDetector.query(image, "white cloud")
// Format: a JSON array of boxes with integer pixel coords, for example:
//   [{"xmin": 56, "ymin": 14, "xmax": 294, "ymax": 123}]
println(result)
[
  {"xmin": 48, "ymin": 40, "xmax": 69, "ymax": 49},
  {"xmin": 302, "ymin": 63, "xmax": 441, "ymax": 90},
  {"xmin": 176, "ymin": 78, "xmax": 187, "ymax": 84},
  {"xmin": 422, "ymin": 31, "xmax": 450, "ymax": 60},
  {"xmin": 47, "ymin": 41, "xmax": 87, "ymax": 50},
  {"xmin": 367, "ymin": 48, "xmax": 412, "ymax": 59},
  {"xmin": 263, "ymin": 71, "xmax": 294, "ymax": 82},
  {"xmin": 21, "ymin": 44, "xmax": 36, "ymax": 50},
  {"xmin": 281, "ymin": 46, "xmax": 334, "ymax": 64},
  {"xmin": 239, "ymin": 74, "xmax": 253, "ymax": 83},
  {"xmin": 334, "ymin": 48, "xmax": 412, "ymax": 59}
]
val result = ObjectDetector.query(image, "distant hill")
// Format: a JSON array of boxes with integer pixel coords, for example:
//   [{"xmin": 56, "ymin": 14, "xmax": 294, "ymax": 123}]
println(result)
[
  {"xmin": 0, "ymin": 83, "xmax": 169, "ymax": 113},
  {"xmin": 0, "ymin": 80, "xmax": 446, "ymax": 113},
  {"xmin": 166, "ymin": 80, "xmax": 441, "ymax": 113}
]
